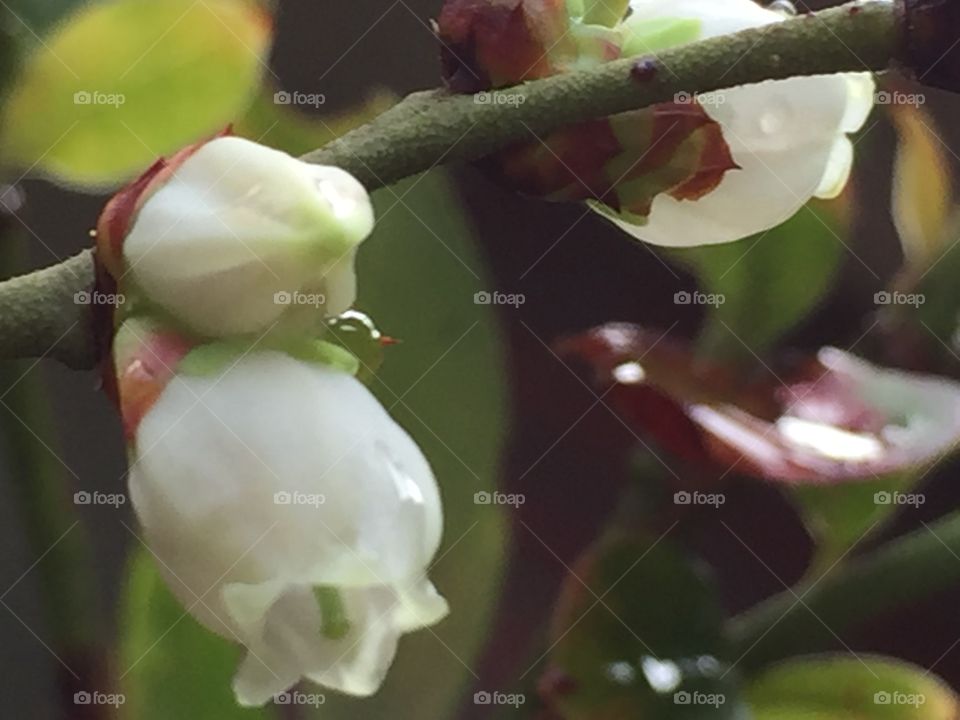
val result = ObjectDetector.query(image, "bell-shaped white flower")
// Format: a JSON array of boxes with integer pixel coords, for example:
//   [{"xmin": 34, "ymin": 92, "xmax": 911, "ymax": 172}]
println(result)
[
  {"xmin": 110, "ymin": 136, "xmax": 374, "ymax": 336},
  {"xmin": 126, "ymin": 350, "xmax": 448, "ymax": 706},
  {"xmin": 604, "ymin": 0, "xmax": 875, "ymax": 246}
]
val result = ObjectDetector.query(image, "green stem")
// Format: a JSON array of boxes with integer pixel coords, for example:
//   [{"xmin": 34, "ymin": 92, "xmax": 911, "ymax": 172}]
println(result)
[
  {"xmin": 0, "ymin": 233, "xmax": 111, "ymax": 717},
  {"xmin": 0, "ymin": 249, "xmax": 96, "ymax": 369},
  {"xmin": 0, "ymin": 0, "xmax": 926, "ymax": 368},
  {"xmin": 302, "ymin": 1, "xmax": 898, "ymax": 188},
  {"xmin": 727, "ymin": 509, "xmax": 960, "ymax": 672}
]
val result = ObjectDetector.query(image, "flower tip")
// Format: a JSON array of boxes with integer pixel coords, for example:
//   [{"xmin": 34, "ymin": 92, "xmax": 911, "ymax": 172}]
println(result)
[{"xmin": 308, "ymin": 165, "xmax": 376, "ymax": 245}]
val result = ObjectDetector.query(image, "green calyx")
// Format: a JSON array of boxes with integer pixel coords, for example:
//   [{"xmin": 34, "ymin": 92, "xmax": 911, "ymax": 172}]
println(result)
[
  {"xmin": 314, "ymin": 586, "xmax": 351, "ymax": 641},
  {"xmin": 177, "ymin": 336, "xmax": 360, "ymax": 377},
  {"xmin": 580, "ymin": 0, "xmax": 630, "ymax": 28},
  {"xmin": 322, "ymin": 310, "xmax": 386, "ymax": 384}
]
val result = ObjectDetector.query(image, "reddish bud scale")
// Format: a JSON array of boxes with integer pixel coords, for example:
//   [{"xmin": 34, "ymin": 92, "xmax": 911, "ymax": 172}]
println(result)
[
  {"xmin": 438, "ymin": 0, "xmax": 573, "ymax": 91},
  {"xmin": 116, "ymin": 330, "xmax": 194, "ymax": 441},
  {"xmin": 491, "ymin": 103, "xmax": 738, "ymax": 216},
  {"xmin": 94, "ymin": 127, "xmax": 233, "ymax": 428},
  {"xmin": 437, "ymin": 0, "xmax": 738, "ymax": 219},
  {"xmin": 493, "ymin": 117, "xmax": 623, "ymax": 205},
  {"xmin": 95, "ymin": 127, "xmax": 233, "ymax": 281},
  {"xmin": 669, "ymin": 121, "xmax": 741, "ymax": 202}
]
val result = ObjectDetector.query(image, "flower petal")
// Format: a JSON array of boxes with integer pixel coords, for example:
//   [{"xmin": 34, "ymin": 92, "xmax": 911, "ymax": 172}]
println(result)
[
  {"xmin": 122, "ymin": 137, "xmax": 374, "ymax": 335},
  {"xmin": 128, "ymin": 352, "xmax": 447, "ymax": 702},
  {"xmin": 604, "ymin": 74, "xmax": 868, "ymax": 246}
]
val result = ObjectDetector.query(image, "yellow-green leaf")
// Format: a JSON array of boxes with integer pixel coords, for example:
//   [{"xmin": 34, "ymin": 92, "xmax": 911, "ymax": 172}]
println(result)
[
  {"xmin": 0, "ymin": 0, "xmax": 272, "ymax": 188},
  {"xmin": 747, "ymin": 655, "xmax": 960, "ymax": 719},
  {"xmin": 890, "ymin": 96, "xmax": 954, "ymax": 275}
]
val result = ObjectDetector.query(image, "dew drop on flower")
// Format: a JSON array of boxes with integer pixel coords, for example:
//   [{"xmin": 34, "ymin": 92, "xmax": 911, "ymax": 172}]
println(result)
[
  {"xmin": 378, "ymin": 441, "xmax": 426, "ymax": 505},
  {"xmin": 316, "ymin": 178, "xmax": 359, "ymax": 220},
  {"xmin": 759, "ymin": 108, "xmax": 785, "ymax": 135}
]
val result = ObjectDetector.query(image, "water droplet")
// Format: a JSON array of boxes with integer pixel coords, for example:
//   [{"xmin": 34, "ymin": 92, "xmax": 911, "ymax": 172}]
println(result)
[
  {"xmin": 641, "ymin": 657, "xmax": 682, "ymax": 693},
  {"xmin": 759, "ymin": 109, "xmax": 784, "ymax": 135},
  {"xmin": 0, "ymin": 184, "xmax": 24, "ymax": 215},
  {"xmin": 316, "ymin": 178, "xmax": 358, "ymax": 220},
  {"xmin": 613, "ymin": 361, "xmax": 646, "ymax": 384},
  {"xmin": 695, "ymin": 655, "xmax": 722, "ymax": 676},
  {"xmin": 767, "ymin": 0, "xmax": 797, "ymax": 16},
  {"xmin": 606, "ymin": 661, "xmax": 637, "ymax": 685},
  {"xmin": 379, "ymin": 442, "xmax": 426, "ymax": 505}
]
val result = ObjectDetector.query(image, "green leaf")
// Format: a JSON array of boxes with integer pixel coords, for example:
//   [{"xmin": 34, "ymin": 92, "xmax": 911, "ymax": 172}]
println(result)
[
  {"xmin": 545, "ymin": 532, "xmax": 748, "ymax": 719},
  {"xmin": 304, "ymin": 170, "xmax": 508, "ymax": 720},
  {"xmin": 791, "ymin": 474, "xmax": 913, "ymax": 577},
  {"xmin": 119, "ymin": 550, "xmax": 276, "ymax": 719},
  {"xmin": 622, "ymin": 17, "xmax": 703, "ymax": 55},
  {"xmin": 747, "ymin": 655, "xmax": 960, "ymax": 719},
  {"xmin": 0, "ymin": 0, "xmax": 272, "ymax": 187},
  {"xmin": 890, "ymin": 98, "xmax": 954, "ymax": 276},
  {"xmin": 235, "ymin": 87, "xmax": 394, "ymax": 158},
  {"xmin": 670, "ymin": 199, "xmax": 846, "ymax": 361},
  {"xmin": 580, "ymin": 0, "xmax": 630, "ymax": 28},
  {"xmin": 2, "ymin": 0, "xmax": 87, "ymax": 38}
]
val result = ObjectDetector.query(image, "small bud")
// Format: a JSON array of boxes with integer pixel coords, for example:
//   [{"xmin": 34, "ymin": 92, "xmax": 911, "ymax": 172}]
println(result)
[{"xmin": 97, "ymin": 134, "xmax": 375, "ymax": 337}]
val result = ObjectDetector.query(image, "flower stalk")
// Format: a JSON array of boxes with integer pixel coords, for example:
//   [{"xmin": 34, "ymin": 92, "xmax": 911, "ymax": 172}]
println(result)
[{"xmin": 0, "ymin": 0, "xmax": 948, "ymax": 368}]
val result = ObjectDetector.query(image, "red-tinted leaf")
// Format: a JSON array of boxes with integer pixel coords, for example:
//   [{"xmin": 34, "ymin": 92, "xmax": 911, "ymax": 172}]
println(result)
[{"xmin": 558, "ymin": 323, "xmax": 960, "ymax": 484}]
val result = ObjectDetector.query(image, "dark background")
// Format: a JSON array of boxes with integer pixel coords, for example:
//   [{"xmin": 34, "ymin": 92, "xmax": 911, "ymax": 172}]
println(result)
[{"xmin": 4, "ymin": 0, "xmax": 960, "ymax": 717}]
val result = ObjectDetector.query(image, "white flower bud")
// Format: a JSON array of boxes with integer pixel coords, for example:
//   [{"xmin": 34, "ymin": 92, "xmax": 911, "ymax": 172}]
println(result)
[
  {"xmin": 118, "ymin": 136, "xmax": 374, "ymax": 335},
  {"xmin": 127, "ymin": 351, "xmax": 447, "ymax": 705},
  {"xmin": 609, "ymin": 0, "xmax": 875, "ymax": 246}
]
